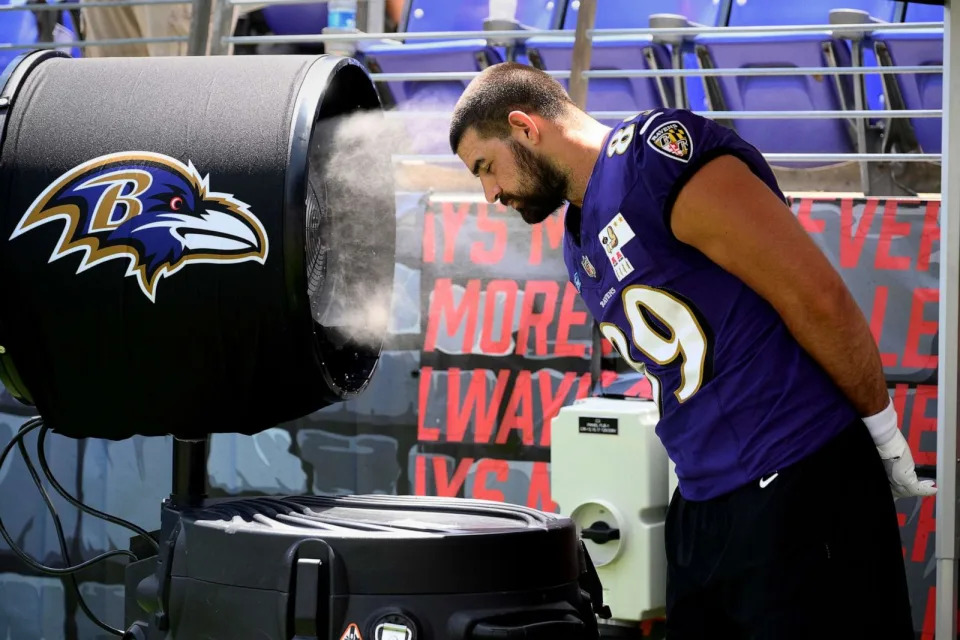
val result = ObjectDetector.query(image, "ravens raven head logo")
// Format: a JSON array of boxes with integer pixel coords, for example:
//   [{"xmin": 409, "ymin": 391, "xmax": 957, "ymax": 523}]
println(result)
[{"xmin": 10, "ymin": 151, "xmax": 268, "ymax": 303}]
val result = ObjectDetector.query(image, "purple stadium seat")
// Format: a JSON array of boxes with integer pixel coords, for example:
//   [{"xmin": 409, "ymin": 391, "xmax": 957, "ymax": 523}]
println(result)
[
  {"xmin": 0, "ymin": 0, "xmax": 82, "ymax": 74},
  {"xmin": 54, "ymin": 6, "xmax": 82, "ymax": 58},
  {"xmin": 525, "ymin": 0, "xmax": 724, "ymax": 125},
  {"xmin": 361, "ymin": 0, "xmax": 563, "ymax": 153},
  {"xmin": 361, "ymin": 0, "xmax": 505, "ymax": 154},
  {"xmin": 870, "ymin": 2, "xmax": 943, "ymax": 152},
  {"xmin": 562, "ymin": 0, "xmax": 723, "ymax": 29},
  {"xmin": 261, "ymin": 3, "xmax": 328, "ymax": 36},
  {"xmin": 525, "ymin": 37, "xmax": 674, "ymax": 125},
  {"xmin": 518, "ymin": 0, "xmax": 563, "ymax": 29},
  {"xmin": 902, "ymin": 1, "xmax": 944, "ymax": 23},
  {"xmin": 693, "ymin": 0, "xmax": 899, "ymax": 166},
  {"xmin": 0, "ymin": 8, "xmax": 37, "ymax": 75}
]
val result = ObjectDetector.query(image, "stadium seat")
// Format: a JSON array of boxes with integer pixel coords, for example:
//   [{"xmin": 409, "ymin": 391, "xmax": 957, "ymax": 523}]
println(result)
[
  {"xmin": 361, "ymin": 1, "xmax": 504, "ymax": 153},
  {"xmin": 901, "ymin": 0, "xmax": 945, "ymax": 22},
  {"xmin": 692, "ymin": 0, "xmax": 899, "ymax": 166},
  {"xmin": 0, "ymin": 5, "xmax": 38, "ymax": 75},
  {"xmin": 261, "ymin": 2, "xmax": 327, "ymax": 36},
  {"xmin": 54, "ymin": 5, "xmax": 81, "ymax": 59},
  {"xmin": 525, "ymin": 0, "xmax": 725, "ymax": 125},
  {"xmin": 0, "ymin": 1, "xmax": 81, "ymax": 75},
  {"xmin": 361, "ymin": 0, "xmax": 563, "ymax": 152},
  {"xmin": 870, "ymin": 2, "xmax": 943, "ymax": 153},
  {"xmin": 361, "ymin": 1, "xmax": 563, "ymax": 103}
]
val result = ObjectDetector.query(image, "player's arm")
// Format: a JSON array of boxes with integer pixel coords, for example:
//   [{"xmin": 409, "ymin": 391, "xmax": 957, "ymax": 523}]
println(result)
[
  {"xmin": 670, "ymin": 154, "xmax": 934, "ymax": 497},
  {"xmin": 671, "ymin": 155, "xmax": 885, "ymax": 416}
]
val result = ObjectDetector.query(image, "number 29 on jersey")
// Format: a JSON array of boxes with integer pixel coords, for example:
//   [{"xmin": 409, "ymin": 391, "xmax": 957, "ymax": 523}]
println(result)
[{"xmin": 600, "ymin": 285, "xmax": 710, "ymax": 414}]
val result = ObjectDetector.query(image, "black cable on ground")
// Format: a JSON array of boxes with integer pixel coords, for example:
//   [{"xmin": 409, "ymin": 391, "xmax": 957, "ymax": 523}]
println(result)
[
  {"xmin": 0, "ymin": 418, "xmax": 137, "ymax": 574},
  {"xmin": 38, "ymin": 426, "xmax": 160, "ymax": 554},
  {"xmin": 16, "ymin": 424, "xmax": 123, "ymax": 636}
]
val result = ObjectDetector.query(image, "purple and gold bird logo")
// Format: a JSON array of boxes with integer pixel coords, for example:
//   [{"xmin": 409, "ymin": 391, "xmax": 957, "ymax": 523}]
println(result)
[{"xmin": 10, "ymin": 151, "xmax": 268, "ymax": 303}]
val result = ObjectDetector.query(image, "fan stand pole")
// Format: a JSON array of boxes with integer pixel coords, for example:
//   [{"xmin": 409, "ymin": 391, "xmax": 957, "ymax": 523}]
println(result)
[
  {"xmin": 171, "ymin": 436, "xmax": 209, "ymax": 508},
  {"xmin": 122, "ymin": 436, "xmax": 211, "ymax": 639}
]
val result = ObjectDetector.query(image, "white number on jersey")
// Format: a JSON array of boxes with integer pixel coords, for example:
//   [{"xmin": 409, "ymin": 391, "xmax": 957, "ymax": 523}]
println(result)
[
  {"xmin": 606, "ymin": 123, "xmax": 636, "ymax": 157},
  {"xmin": 600, "ymin": 285, "xmax": 708, "ymax": 414}
]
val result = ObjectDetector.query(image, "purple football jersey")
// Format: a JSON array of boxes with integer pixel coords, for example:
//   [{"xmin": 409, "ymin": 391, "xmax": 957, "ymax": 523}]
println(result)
[{"xmin": 564, "ymin": 108, "xmax": 858, "ymax": 501}]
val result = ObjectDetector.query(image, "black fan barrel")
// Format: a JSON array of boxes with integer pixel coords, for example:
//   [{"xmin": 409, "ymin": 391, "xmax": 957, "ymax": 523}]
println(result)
[{"xmin": 0, "ymin": 52, "xmax": 396, "ymax": 440}]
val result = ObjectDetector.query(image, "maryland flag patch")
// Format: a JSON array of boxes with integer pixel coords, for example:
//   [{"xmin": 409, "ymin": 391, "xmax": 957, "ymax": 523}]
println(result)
[{"xmin": 647, "ymin": 120, "xmax": 692, "ymax": 163}]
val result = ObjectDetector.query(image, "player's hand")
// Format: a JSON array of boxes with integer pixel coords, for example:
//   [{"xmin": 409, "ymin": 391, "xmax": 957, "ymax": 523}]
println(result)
[{"xmin": 875, "ymin": 430, "xmax": 937, "ymax": 499}]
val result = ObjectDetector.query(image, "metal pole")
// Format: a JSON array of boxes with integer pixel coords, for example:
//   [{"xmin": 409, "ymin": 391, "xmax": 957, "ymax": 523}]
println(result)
[
  {"xmin": 171, "ymin": 437, "xmax": 209, "ymax": 508},
  {"xmin": 566, "ymin": 0, "xmax": 602, "ymax": 391},
  {"xmin": 363, "ymin": 0, "xmax": 385, "ymax": 35},
  {"xmin": 568, "ymin": 0, "xmax": 596, "ymax": 108},
  {"xmin": 186, "ymin": 0, "xmax": 214, "ymax": 55},
  {"xmin": 208, "ymin": 0, "xmax": 235, "ymax": 55},
  {"xmin": 937, "ymin": 1, "xmax": 960, "ymax": 638},
  {"xmin": 849, "ymin": 38, "xmax": 871, "ymax": 195}
]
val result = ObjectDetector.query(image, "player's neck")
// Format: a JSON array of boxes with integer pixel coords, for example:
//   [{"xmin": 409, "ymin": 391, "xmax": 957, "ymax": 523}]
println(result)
[{"xmin": 554, "ymin": 118, "xmax": 611, "ymax": 208}]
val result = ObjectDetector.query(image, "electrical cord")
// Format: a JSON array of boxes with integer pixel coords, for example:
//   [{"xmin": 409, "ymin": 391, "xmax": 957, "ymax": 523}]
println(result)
[
  {"xmin": 15, "ymin": 424, "xmax": 123, "ymax": 637},
  {"xmin": 0, "ymin": 416, "xmax": 167, "ymax": 637},
  {"xmin": 0, "ymin": 418, "xmax": 137, "ymax": 573},
  {"xmin": 37, "ymin": 425, "xmax": 160, "ymax": 554}
]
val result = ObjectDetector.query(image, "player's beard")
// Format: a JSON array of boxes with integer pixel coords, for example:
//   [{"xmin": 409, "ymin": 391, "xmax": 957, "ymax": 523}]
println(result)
[{"xmin": 502, "ymin": 140, "xmax": 569, "ymax": 225}]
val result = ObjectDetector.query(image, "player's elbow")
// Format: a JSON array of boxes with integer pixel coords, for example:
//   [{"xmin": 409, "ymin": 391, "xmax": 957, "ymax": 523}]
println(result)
[{"xmin": 799, "ymin": 272, "xmax": 858, "ymax": 325}]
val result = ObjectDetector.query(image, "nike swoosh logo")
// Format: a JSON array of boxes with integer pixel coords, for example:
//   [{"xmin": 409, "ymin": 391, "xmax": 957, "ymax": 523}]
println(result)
[{"xmin": 759, "ymin": 472, "xmax": 779, "ymax": 489}]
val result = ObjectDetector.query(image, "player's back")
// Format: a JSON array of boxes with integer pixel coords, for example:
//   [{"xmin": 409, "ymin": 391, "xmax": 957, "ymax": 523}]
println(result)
[{"xmin": 563, "ymin": 108, "xmax": 858, "ymax": 501}]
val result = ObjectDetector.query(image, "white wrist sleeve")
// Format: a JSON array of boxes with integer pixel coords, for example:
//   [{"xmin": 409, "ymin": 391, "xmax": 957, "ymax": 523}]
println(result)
[{"xmin": 862, "ymin": 399, "xmax": 898, "ymax": 447}]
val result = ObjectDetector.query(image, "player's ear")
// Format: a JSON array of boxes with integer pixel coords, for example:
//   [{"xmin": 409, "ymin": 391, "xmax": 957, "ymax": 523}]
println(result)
[{"xmin": 507, "ymin": 111, "xmax": 540, "ymax": 145}]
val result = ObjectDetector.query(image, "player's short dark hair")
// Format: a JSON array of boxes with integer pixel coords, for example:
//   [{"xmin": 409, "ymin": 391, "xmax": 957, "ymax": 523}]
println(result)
[{"xmin": 449, "ymin": 62, "xmax": 576, "ymax": 153}]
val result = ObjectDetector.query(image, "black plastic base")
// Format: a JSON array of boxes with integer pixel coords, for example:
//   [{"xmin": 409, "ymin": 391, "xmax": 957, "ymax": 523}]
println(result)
[{"xmin": 124, "ymin": 494, "xmax": 608, "ymax": 640}]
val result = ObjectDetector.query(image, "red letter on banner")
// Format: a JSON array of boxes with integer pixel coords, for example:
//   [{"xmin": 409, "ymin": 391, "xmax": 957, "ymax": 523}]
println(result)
[
  {"xmin": 516, "ymin": 280, "xmax": 559, "ymax": 356},
  {"xmin": 471, "ymin": 204, "xmax": 507, "ymax": 265},
  {"xmin": 423, "ymin": 279, "xmax": 480, "ymax": 353},
  {"xmin": 422, "ymin": 207, "xmax": 436, "ymax": 263},
  {"xmin": 903, "ymin": 288, "xmax": 938, "ymax": 370},
  {"xmin": 556, "ymin": 282, "xmax": 588, "ymax": 357},
  {"xmin": 529, "ymin": 213, "xmax": 566, "ymax": 265},
  {"xmin": 496, "ymin": 371, "xmax": 535, "ymax": 445},
  {"xmin": 473, "ymin": 459, "xmax": 510, "ymax": 502},
  {"xmin": 528, "ymin": 462, "xmax": 559, "ymax": 512},
  {"xmin": 918, "ymin": 201, "xmax": 940, "ymax": 273},
  {"xmin": 875, "ymin": 200, "xmax": 912, "ymax": 270},
  {"xmin": 911, "ymin": 492, "xmax": 936, "ymax": 562},
  {"xmin": 538, "ymin": 371, "xmax": 579, "ymax": 447},
  {"xmin": 840, "ymin": 198, "xmax": 878, "ymax": 268},
  {"xmin": 418, "ymin": 366, "xmax": 437, "ymax": 441},
  {"xmin": 414, "ymin": 455, "xmax": 426, "ymax": 495},
  {"xmin": 441, "ymin": 202, "xmax": 471, "ymax": 263},
  {"xmin": 480, "ymin": 280, "xmax": 519, "ymax": 354},
  {"xmin": 434, "ymin": 457, "xmax": 473, "ymax": 497},
  {"xmin": 892, "ymin": 384, "xmax": 909, "ymax": 429},
  {"xmin": 447, "ymin": 369, "xmax": 510, "ymax": 444},
  {"xmin": 868, "ymin": 286, "xmax": 899, "ymax": 367},
  {"xmin": 796, "ymin": 198, "xmax": 825, "ymax": 234},
  {"xmin": 908, "ymin": 385, "xmax": 938, "ymax": 467}
]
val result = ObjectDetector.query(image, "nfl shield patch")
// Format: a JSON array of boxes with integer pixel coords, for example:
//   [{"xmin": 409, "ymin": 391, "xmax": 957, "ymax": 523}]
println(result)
[
  {"xmin": 581, "ymin": 255, "xmax": 597, "ymax": 278},
  {"xmin": 647, "ymin": 120, "xmax": 692, "ymax": 162}
]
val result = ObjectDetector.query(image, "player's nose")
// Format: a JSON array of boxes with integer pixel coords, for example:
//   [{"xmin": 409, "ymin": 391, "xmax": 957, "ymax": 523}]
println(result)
[{"xmin": 480, "ymin": 177, "xmax": 501, "ymax": 205}]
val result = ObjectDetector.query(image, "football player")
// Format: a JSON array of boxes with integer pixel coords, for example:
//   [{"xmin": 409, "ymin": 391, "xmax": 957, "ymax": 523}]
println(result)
[{"xmin": 449, "ymin": 62, "xmax": 935, "ymax": 639}]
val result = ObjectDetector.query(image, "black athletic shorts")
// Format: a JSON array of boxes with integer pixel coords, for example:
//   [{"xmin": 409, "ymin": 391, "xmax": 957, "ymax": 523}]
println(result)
[{"xmin": 664, "ymin": 419, "xmax": 914, "ymax": 639}]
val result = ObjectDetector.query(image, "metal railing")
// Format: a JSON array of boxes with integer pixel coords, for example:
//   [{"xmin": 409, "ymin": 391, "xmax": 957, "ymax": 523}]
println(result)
[
  {"xmin": 0, "ymin": 0, "xmax": 946, "ymax": 175},
  {"xmin": 206, "ymin": 0, "xmax": 951, "ymax": 183}
]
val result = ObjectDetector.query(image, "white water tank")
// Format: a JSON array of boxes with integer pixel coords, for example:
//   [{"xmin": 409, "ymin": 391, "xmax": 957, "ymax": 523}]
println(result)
[{"xmin": 551, "ymin": 396, "xmax": 675, "ymax": 622}]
